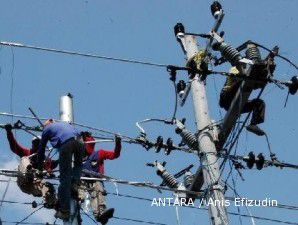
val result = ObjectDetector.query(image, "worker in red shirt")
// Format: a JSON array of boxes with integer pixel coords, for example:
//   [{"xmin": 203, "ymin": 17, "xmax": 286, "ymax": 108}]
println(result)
[
  {"xmin": 4, "ymin": 123, "xmax": 58, "ymax": 208},
  {"xmin": 79, "ymin": 132, "xmax": 121, "ymax": 225}
]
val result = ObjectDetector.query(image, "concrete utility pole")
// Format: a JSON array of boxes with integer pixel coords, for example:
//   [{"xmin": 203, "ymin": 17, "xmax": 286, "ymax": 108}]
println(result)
[
  {"xmin": 59, "ymin": 93, "xmax": 79, "ymax": 225},
  {"xmin": 175, "ymin": 30, "xmax": 229, "ymax": 225}
]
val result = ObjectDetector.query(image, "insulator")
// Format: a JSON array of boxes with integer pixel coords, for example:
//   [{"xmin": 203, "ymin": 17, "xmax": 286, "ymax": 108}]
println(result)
[
  {"xmin": 165, "ymin": 138, "xmax": 174, "ymax": 155},
  {"xmin": 32, "ymin": 201, "xmax": 38, "ymax": 208},
  {"xmin": 246, "ymin": 44, "xmax": 261, "ymax": 62},
  {"xmin": 179, "ymin": 129, "xmax": 198, "ymax": 150},
  {"xmin": 256, "ymin": 153, "xmax": 265, "ymax": 170},
  {"xmin": 210, "ymin": 1, "xmax": 222, "ymax": 18},
  {"xmin": 183, "ymin": 171, "xmax": 194, "ymax": 189},
  {"xmin": 217, "ymin": 42, "xmax": 242, "ymax": 66},
  {"xmin": 155, "ymin": 136, "xmax": 163, "ymax": 153},
  {"xmin": 219, "ymin": 31, "xmax": 225, "ymax": 38},
  {"xmin": 177, "ymin": 80, "xmax": 186, "ymax": 98},
  {"xmin": 244, "ymin": 152, "xmax": 255, "ymax": 169},
  {"xmin": 289, "ymin": 76, "xmax": 298, "ymax": 95},
  {"xmin": 160, "ymin": 170, "xmax": 179, "ymax": 188},
  {"xmin": 174, "ymin": 23, "xmax": 185, "ymax": 37}
]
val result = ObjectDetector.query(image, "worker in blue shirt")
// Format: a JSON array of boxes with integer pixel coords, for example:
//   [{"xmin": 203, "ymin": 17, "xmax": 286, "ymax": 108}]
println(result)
[{"xmin": 38, "ymin": 119, "xmax": 85, "ymax": 221}]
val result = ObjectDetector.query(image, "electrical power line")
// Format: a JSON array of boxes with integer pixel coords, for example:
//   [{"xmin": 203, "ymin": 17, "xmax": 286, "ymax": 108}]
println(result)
[
  {"xmin": 113, "ymin": 216, "xmax": 169, "ymax": 225},
  {"xmin": 0, "ymin": 41, "xmax": 168, "ymax": 68},
  {"xmin": 81, "ymin": 206, "xmax": 169, "ymax": 225},
  {"xmin": 15, "ymin": 205, "xmax": 44, "ymax": 225},
  {"xmin": 106, "ymin": 191, "xmax": 298, "ymax": 225},
  {"xmin": 0, "ymin": 4, "xmax": 297, "ymax": 225},
  {"xmin": 0, "ymin": 221, "xmax": 60, "ymax": 225}
]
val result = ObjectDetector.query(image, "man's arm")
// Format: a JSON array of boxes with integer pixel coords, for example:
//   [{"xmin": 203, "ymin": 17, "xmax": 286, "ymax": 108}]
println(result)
[
  {"xmin": 5, "ymin": 124, "xmax": 31, "ymax": 157},
  {"xmin": 44, "ymin": 158, "xmax": 59, "ymax": 171},
  {"xmin": 37, "ymin": 128, "xmax": 50, "ymax": 170},
  {"xmin": 99, "ymin": 135, "xmax": 122, "ymax": 160}
]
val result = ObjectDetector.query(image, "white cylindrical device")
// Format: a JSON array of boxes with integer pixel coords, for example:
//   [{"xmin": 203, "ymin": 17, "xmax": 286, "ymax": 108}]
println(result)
[
  {"xmin": 59, "ymin": 93, "xmax": 74, "ymax": 123},
  {"xmin": 60, "ymin": 93, "xmax": 78, "ymax": 225}
]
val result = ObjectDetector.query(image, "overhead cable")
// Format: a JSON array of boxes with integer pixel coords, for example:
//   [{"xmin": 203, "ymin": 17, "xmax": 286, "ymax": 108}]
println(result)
[
  {"xmin": 113, "ymin": 216, "xmax": 169, "ymax": 225},
  {"xmin": 0, "ymin": 41, "xmax": 168, "ymax": 68},
  {"xmin": 106, "ymin": 191, "xmax": 298, "ymax": 224},
  {"xmin": 0, "ymin": 221, "xmax": 59, "ymax": 225}
]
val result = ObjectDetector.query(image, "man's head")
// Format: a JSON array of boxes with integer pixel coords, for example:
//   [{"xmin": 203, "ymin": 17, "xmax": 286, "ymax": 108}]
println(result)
[
  {"xmin": 31, "ymin": 136, "xmax": 41, "ymax": 153},
  {"xmin": 80, "ymin": 131, "xmax": 92, "ymax": 140},
  {"xmin": 44, "ymin": 119, "xmax": 54, "ymax": 127},
  {"xmin": 80, "ymin": 131, "xmax": 95, "ymax": 156}
]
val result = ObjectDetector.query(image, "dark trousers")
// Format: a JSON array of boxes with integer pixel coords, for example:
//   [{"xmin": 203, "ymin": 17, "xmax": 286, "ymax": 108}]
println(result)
[
  {"xmin": 220, "ymin": 88, "xmax": 265, "ymax": 125},
  {"xmin": 58, "ymin": 138, "xmax": 84, "ymax": 212}
]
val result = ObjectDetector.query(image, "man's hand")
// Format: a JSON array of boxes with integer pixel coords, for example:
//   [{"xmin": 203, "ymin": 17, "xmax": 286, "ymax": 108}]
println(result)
[
  {"xmin": 115, "ymin": 135, "xmax": 121, "ymax": 145},
  {"xmin": 35, "ymin": 170, "xmax": 44, "ymax": 179},
  {"xmin": 4, "ymin": 124, "xmax": 12, "ymax": 131}
]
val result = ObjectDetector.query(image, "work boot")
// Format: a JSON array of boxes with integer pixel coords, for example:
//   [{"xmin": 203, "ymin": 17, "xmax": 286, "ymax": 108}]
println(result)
[
  {"xmin": 54, "ymin": 210, "xmax": 70, "ymax": 221},
  {"xmin": 246, "ymin": 124, "xmax": 265, "ymax": 136},
  {"xmin": 96, "ymin": 208, "xmax": 114, "ymax": 225}
]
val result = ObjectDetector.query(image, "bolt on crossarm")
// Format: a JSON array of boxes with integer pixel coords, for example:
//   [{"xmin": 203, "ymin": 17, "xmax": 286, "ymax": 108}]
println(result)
[{"xmin": 174, "ymin": 23, "xmax": 229, "ymax": 225}]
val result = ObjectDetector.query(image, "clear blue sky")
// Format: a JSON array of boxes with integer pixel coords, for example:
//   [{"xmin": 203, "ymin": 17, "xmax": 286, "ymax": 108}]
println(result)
[{"xmin": 0, "ymin": 0, "xmax": 297, "ymax": 225}]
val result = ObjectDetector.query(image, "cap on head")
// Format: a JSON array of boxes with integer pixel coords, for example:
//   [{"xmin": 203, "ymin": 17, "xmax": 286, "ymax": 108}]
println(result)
[{"xmin": 44, "ymin": 119, "xmax": 54, "ymax": 127}]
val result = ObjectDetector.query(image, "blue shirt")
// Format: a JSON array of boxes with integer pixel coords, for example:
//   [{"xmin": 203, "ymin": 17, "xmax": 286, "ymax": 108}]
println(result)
[
  {"xmin": 82, "ymin": 151, "xmax": 101, "ymax": 175},
  {"xmin": 38, "ymin": 122, "xmax": 79, "ymax": 168}
]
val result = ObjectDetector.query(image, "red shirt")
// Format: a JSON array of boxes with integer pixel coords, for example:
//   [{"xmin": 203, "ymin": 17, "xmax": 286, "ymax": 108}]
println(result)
[
  {"xmin": 6, "ymin": 130, "xmax": 58, "ymax": 170},
  {"xmin": 6, "ymin": 130, "xmax": 31, "ymax": 157},
  {"xmin": 83, "ymin": 135, "xmax": 121, "ymax": 174}
]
